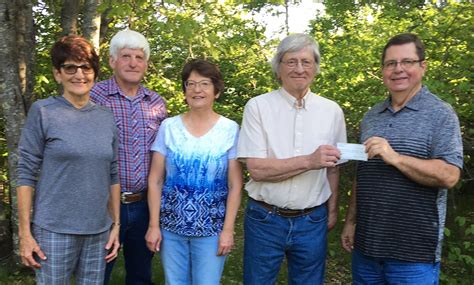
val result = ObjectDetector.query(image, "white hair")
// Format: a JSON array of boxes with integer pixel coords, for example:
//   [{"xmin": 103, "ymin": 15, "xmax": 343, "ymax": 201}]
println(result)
[
  {"xmin": 109, "ymin": 29, "xmax": 150, "ymax": 60},
  {"xmin": 271, "ymin": 33, "xmax": 321, "ymax": 79}
]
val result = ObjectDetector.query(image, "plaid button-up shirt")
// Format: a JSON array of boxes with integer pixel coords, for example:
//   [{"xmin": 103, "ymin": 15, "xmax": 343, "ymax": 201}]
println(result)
[{"xmin": 91, "ymin": 77, "xmax": 167, "ymax": 193}]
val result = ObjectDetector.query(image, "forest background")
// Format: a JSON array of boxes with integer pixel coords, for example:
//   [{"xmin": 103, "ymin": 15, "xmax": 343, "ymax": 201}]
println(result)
[{"xmin": 0, "ymin": 0, "xmax": 472, "ymax": 284}]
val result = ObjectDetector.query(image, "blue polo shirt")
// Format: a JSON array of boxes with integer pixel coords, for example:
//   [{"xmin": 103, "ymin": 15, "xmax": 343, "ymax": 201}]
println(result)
[{"xmin": 355, "ymin": 86, "xmax": 463, "ymax": 262}]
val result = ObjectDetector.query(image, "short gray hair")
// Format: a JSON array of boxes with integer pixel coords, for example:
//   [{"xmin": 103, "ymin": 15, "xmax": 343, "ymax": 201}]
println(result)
[
  {"xmin": 271, "ymin": 33, "xmax": 321, "ymax": 78},
  {"xmin": 109, "ymin": 29, "xmax": 150, "ymax": 60}
]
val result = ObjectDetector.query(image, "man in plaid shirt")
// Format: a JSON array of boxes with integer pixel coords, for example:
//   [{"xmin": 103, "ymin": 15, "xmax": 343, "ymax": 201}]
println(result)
[{"xmin": 91, "ymin": 29, "xmax": 167, "ymax": 285}]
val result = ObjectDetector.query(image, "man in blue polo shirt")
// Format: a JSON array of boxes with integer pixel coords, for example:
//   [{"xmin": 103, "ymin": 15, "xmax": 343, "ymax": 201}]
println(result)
[{"xmin": 341, "ymin": 33, "xmax": 463, "ymax": 284}]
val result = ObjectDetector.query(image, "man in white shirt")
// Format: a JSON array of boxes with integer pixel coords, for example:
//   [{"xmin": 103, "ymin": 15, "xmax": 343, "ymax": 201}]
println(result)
[{"xmin": 238, "ymin": 33, "xmax": 347, "ymax": 284}]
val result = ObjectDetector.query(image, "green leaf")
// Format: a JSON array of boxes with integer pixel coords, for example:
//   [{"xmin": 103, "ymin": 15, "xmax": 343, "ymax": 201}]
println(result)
[
  {"xmin": 455, "ymin": 216, "xmax": 466, "ymax": 227},
  {"xmin": 444, "ymin": 227, "xmax": 451, "ymax": 237}
]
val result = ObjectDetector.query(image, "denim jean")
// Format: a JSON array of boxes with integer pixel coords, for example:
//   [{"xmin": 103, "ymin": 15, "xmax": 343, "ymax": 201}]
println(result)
[
  {"xmin": 160, "ymin": 229, "xmax": 226, "ymax": 285},
  {"xmin": 352, "ymin": 249, "xmax": 440, "ymax": 285},
  {"xmin": 243, "ymin": 198, "xmax": 328, "ymax": 285},
  {"xmin": 104, "ymin": 200, "xmax": 154, "ymax": 285}
]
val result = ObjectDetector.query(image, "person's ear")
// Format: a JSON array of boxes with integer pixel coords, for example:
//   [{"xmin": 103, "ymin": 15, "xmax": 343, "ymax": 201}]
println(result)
[
  {"xmin": 53, "ymin": 68, "xmax": 61, "ymax": 84},
  {"xmin": 109, "ymin": 56, "xmax": 116, "ymax": 70},
  {"xmin": 420, "ymin": 60, "xmax": 427, "ymax": 75}
]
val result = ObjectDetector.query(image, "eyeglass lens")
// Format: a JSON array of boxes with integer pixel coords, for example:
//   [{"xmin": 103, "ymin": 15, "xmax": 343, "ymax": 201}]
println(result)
[{"xmin": 61, "ymin": 64, "xmax": 94, "ymax": 74}]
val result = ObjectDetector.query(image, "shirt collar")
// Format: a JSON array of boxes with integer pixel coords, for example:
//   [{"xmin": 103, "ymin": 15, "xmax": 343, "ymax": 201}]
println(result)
[
  {"xmin": 106, "ymin": 76, "xmax": 150, "ymax": 99},
  {"xmin": 279, "ymin": 88, "xmax": 313, "ymax": 110},
  {"xmin": 378, "ymin": 85, "xmax": 427, "ymax": 113}
]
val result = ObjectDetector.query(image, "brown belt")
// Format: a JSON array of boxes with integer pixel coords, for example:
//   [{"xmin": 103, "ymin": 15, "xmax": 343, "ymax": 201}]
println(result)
[
  {"xmin": 251, "ymin": 198, "xmax": 319, "ymax": 218},
  {"xmin": 121, "ymin": 191, "xmax": 147, "ymax": 204}
]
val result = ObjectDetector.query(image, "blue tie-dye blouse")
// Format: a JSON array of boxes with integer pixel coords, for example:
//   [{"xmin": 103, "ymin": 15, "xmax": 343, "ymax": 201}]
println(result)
[{"xmin": 151, "ymin": 115, "xmax": 239, "ymax": 237}]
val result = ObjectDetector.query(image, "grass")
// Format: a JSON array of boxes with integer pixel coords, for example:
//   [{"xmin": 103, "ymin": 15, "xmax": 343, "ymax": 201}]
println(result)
[{"xmin": 0, "ymin": 261, "xmax": 35, "ymax": 285}]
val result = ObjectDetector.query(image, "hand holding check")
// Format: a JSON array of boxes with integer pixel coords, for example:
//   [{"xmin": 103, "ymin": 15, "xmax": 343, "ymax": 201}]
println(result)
[{"xmin": 337, "ymin": 143, "xmax": 368, "ymax": 162}]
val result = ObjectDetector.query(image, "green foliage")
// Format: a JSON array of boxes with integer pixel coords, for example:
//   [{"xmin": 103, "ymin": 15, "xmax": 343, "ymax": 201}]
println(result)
[
  {"xmin": 0, "ymin": 261, "xmax": 35, "ymax": 285},
  {"xmin": 138, "ymin": 1, "xmax": 275, "ymax": 119},
  {"xmin": 442, "ymin": 212, "xmax": 474, "ymax": 284},
  {"xmin": 237, "ymin": 0, "xmax": 302, "ymax": 12},
  {"xmin": 33, "ymin": 0, "xmax": 66, "ymax": 99}
]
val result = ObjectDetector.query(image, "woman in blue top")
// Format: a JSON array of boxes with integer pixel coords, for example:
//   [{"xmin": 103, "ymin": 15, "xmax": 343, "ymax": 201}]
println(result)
[{"xmin": 146, "ymin": 59, "xmax": 242, "ymax": 284}]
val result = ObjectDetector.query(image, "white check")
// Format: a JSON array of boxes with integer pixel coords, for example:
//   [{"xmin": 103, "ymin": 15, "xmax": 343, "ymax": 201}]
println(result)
[{"xmin": 337, "ymin": 143, "xmax": 368, "ymax": 161}]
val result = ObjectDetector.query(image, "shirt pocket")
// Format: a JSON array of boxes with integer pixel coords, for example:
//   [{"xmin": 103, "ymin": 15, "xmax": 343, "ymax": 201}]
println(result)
[{"xmin": 146, "ymin": 120, "xmax": 159, "ymax": 144}]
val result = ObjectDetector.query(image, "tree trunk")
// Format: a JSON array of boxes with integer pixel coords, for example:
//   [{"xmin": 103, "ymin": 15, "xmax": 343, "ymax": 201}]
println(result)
[
  {"xmin": 15, "ymin": 0, "xmax": 35, "ymax": 111},
  {"xmin": 99, "ymin": 1, "xmax": 113, "ymax": 45},
  {"xmin": 60, "ymin": 0, "xmax": 79, "ymax": 35},
  {"xmin": 82, "ymin": 0, "xmax": 101, "ymax": 51},
  {"xmin": 0, "ymin": 0, "xmax": 28, "ymax": 262}
]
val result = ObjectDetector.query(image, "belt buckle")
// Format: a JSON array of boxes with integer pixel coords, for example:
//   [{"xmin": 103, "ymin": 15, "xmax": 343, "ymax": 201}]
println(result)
[
  {"xmin": 121, "ymin": 192, "xmax": 133, "ymax": 204},
  {"xmin": 276, "ymin": 207, "xmax": 304, "ymax": 218}
]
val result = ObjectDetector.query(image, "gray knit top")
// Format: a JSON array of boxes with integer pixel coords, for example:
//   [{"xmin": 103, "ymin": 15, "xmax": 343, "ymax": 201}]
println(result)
[{"xmin": 17, "ymin": 96, "xmax": 119, "ymax": 234}]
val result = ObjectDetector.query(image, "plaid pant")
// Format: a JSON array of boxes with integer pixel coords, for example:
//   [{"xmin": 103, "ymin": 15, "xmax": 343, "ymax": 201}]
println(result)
[{"xmin": 33, "ymin": 225, "xmax": 109, "ymax": 285}]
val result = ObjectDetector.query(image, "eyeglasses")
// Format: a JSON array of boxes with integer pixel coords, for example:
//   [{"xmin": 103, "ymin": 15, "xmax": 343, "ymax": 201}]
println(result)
[
  {"xmin": 60, "ymin": 64, "xmax": 94, "ymax": 74},
  {"xmin": 382, "ymin": 59, "xmax": 423, "ymax": 70},
  {"xmin": 184, "ymin": 80, "xmax": 213, "ymax": 90},
  {"xmin": 281, "ymin": 59, "xmax": 315, "ymax": 69}
]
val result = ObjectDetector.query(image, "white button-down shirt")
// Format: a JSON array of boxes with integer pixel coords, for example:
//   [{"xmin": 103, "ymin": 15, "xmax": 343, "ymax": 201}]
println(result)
[{"xmin": 237, "ymin": 88, "xmax": 347, "ymax": 209}]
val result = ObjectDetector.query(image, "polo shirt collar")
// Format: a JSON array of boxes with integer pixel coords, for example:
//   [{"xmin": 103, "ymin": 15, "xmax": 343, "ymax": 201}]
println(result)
[
  {"xmin": 378, "ymin": 85, "xmax": 427, "ymax": 113},
  {"xmin": 279, "ymin": 88, "xmax": 312, "ymax": 110}
]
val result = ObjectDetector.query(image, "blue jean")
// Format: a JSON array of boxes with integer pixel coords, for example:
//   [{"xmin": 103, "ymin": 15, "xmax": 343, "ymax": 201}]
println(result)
[
  {"xmin": 160, "ymin": 229, "xmax": 226, "ymax": 285},
  {"xmin": 352, "ymin": 249, "xmax": 440, "ymax": 285},
  {"xmin": 104, "ymin": 200, "xmax": 154, "ymax": 285},
  {"xmin": 243, "ymin": 198, "xmax": 328, "ymax": 285}
]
